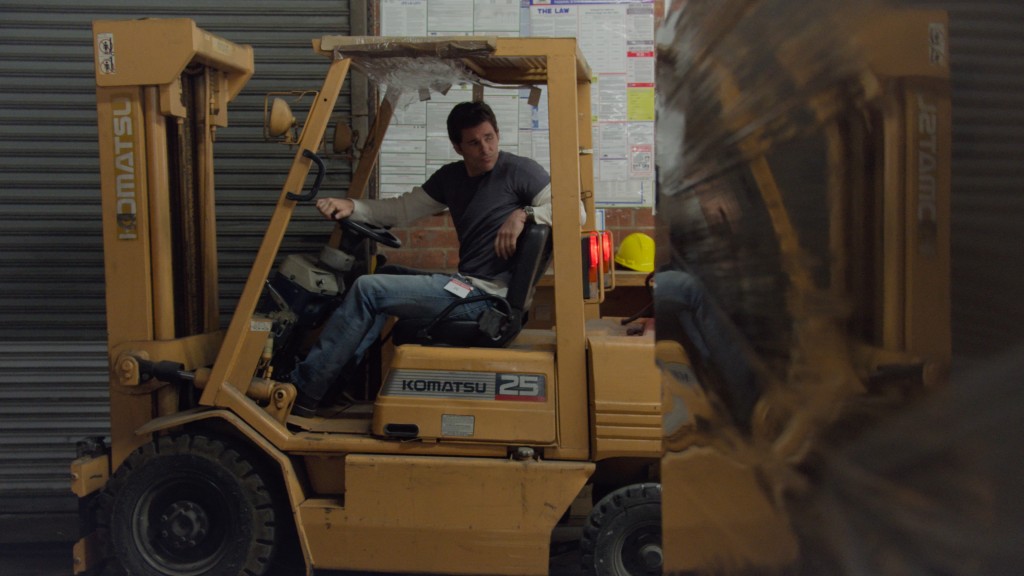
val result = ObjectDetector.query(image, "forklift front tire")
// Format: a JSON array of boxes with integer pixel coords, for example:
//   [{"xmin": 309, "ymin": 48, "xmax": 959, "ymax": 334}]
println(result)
[
  {"xmin": 581, "ymin": 482, "xmax": 663, "ymax": 576},
  {"xmin": 102, "ymin": 434, "xmax": 279, "ymax": 576}
]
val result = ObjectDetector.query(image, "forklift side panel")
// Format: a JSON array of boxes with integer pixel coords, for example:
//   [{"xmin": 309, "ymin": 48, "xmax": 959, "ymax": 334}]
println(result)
[
  {"xmin": 299, "ymin": 454, "xmax": 593, "ymax": 575},
  {"xmin": 661, "ymin": 447, "xmax": 798, "ymax": 572},
  {"xmin": 587, "ymin": 318, "xmax": 663, "ymax": 460}
]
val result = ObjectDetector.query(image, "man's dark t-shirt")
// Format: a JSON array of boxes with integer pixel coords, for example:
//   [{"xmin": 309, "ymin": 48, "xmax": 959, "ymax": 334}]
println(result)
[{"xmin": 421, "ymin": 151, "xmax": 549, "ymax": 281}]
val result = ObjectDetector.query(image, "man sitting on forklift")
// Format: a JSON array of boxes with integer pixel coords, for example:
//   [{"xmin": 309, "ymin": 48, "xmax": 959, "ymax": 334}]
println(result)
[
  {"xmin": 613, "ymin": 231, "xmax": 761, "ymax": 430},
  {"xmin": 289, "ymin": 101, "xmax": 557, "ymax": 416},
  {"xmin": 655, "ymin": 268, "xmax": 762, "ymax": 430}
]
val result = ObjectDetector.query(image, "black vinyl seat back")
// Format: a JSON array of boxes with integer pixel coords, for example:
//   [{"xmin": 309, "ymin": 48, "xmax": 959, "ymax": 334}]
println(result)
[{"xmin": 391, "ymin": 223, "xmax": 552, "ymax": 348}]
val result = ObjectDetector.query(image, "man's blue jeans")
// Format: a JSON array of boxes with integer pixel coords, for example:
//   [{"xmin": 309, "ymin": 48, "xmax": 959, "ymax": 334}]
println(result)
[
  {"xmin": 292, "ymin": 271, "xmax": 493, "ymax": 402},
  {"xmin": 655, "ymin": 269, "xmax": 760, "ymax": 427}
]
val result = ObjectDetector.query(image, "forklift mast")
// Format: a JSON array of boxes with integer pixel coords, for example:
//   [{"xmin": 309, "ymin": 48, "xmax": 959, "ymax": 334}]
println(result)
[{"xmin": 93, "ymin": 19, "xmax": 253, "ymax": 465}]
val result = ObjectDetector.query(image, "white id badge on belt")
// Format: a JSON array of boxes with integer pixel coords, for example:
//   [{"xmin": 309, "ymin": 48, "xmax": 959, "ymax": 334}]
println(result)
[{"xmin": 444, "ymin": 276, "xmax": 473, "ymax": 298}]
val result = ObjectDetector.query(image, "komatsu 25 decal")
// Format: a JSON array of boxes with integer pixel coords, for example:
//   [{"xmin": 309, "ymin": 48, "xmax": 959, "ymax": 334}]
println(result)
[{"xmin": 382, "ymin": 369, "xmax": 547, "ymax": 402}]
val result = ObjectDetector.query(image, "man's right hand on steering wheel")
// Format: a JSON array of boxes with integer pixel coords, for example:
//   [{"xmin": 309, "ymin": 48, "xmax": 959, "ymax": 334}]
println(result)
[
  {"xmin": 318, "ymin": 196, "xmax": 402, "ymax": 248},
  {"xmin": 316, "ymin": 197, "xmax": 354, "ymax": 221}
]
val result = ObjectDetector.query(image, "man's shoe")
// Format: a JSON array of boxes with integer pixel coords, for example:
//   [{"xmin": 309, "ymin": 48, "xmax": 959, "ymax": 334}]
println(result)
[{"xmin": 292, "ymin": 391, "xmax": 319, "ymax": 418}]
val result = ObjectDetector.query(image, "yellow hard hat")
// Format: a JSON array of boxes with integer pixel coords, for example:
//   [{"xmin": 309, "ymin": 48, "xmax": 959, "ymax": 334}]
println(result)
[{"xmin": 614, "ymin": 232, "xmax": 655, "ymax": 273}]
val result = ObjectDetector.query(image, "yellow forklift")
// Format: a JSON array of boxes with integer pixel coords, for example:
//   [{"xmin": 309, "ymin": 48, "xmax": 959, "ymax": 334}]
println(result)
[
  {"xmin": 654, "ymin": 5, "xmax": 953, "ymax": 573},
  {"xmin": 73, "ymin": 7, "xmax": 951, "ymax": 575},
  {"xmin": 75, "ymin": 19, "xmax": 663, "ymax": 576}
]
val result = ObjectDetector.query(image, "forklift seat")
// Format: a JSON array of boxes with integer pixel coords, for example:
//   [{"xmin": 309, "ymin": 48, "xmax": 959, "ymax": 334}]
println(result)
[{"xmin": 391, "ymin": 223, "xmax": 552, "ymax": 348}]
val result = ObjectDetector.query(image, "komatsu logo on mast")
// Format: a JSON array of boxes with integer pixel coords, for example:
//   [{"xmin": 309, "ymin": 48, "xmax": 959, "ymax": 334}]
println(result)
[{"xmin": 112, "ymin": 96, "xmax": 137, "ymax": 240}]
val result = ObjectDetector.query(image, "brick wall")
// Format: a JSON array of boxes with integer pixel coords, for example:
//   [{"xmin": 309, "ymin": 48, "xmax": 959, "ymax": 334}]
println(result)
[
  {"xmin": 379, "ymin": 207, "xmax": 656, "ymax": 272},
  {"xmin": 603, "ymin": 206, "xmax": 657, "ymax": 245}
]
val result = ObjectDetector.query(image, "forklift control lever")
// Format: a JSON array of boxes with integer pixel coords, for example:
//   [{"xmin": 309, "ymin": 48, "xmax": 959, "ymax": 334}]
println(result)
[
  {"xmin": 286, "ymin": 149, "xmax": 326, "ymax": 202},
  {"xmin": 137, "ymin": 358, "xmax": 194, "ymax": 386}
]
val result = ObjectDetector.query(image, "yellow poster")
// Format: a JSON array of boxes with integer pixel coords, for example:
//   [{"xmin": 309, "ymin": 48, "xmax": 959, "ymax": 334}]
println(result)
[{"xmin": 627, "ymin": 87, "xmax": 655, "ymax": 121}]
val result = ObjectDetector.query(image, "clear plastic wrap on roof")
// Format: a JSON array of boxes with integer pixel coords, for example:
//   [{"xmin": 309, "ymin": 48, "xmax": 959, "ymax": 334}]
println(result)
[{"xmin": 321, "ymin": 36, "xmax": 498, "ymax": 106}]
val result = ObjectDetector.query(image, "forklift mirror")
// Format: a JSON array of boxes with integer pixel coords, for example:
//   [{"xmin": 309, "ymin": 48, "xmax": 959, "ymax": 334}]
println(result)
[
  {"xmin": 332, "ymin": 121, "xmax": 355, "ymax": 156},
  {"xmin": 266, "ymin": 97, "xmax": 296, "ymax": 143}
]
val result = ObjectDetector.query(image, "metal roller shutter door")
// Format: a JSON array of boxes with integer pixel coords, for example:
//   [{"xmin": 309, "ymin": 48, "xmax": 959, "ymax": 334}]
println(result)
[{"xmin": 0, "ymin": 0, "xmax": 352, "ymax": 540}]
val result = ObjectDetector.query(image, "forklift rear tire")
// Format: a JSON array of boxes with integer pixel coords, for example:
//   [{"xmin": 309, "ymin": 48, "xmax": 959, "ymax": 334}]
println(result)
[
  {"xmin": 102, "ymin": 434, "xmax": 279, "ymax": 576},
  {"xmin": 581, "ymin": 483, "xmax": 663, "ymax": 576}
]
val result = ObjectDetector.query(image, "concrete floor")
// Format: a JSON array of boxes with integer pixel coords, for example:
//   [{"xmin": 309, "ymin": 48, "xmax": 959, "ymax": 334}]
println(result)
[
  {"xmin": 0, "ymin": 544, "xmax": 72, "ymax": 576},
  {"xmin": 0, "ymin": 542, "xmax": 584, "ymax": 576}
]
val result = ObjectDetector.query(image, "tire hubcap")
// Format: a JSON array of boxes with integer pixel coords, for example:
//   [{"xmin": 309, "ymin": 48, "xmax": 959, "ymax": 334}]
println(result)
[
  {"xmin": 158, "ymin": 500, "xmax": 210, "ymax": 550},
  {"xmin": 639, "ymin": 542, "xmax": 663, "ymax": 570},
  {"xmin": 620, "ymin": 522, "xmax": 663, "ymax": 575},
  {"xmin": 133, "ymin": 475, "xmax": 231, "ymax": 574}
]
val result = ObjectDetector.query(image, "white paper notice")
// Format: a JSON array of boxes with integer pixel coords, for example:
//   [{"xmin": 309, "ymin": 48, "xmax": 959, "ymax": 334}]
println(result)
[
  {"xmin": 381, "ymin": 0, "xmax": 428, "ymax": 36},
  {"xmin": 529, "ymin": 5, "xmax": 578, "ymax": 37},
  {"xmin": 599, "ymin": 123, "xmax": 628, "ymax": 160},
  {"xmin": 579, "ymin": 5, "xmax": 627, "ymax": 73},
  {"xmin": 426, "ymin": 102, "xmax": 452, "ymax": 138},
  {"xmin": 597, "ymin": 74, "xmax": 628, "ymax": 122},
  {"xmin": 388, "ymin": 124, "xmax": 427, "ymax": 141},
  {"xmin": 427, "ymin": 137, "xmax": 458, "ymax": 163},
  {"xmin": 599, "ymin": 158, "xmax": 628, "ymax": 182},
  {"xmin": 382, "ymin": 139, "xmax": 426, "ymax": 155},
  {"xmin": 518, "ymin": 129, "xmax": 534, "ymax": 159},
  {"xmin": 484, "ymin": 91, "xmax": 520, "ymax": 146},
  {"xmin": 597, "ymin": 179, "xmax": 645, "ymax": 204},
  {"xmin": 628, "ymin": 3, "xmax": 655, "ymax": 41},
  {"xmin": 428, "ymin": 0, "xmax": 474, "ymax": 33},
  {"xmin": 532, "ymin": 131, "xmax": 551, "ymax": 175},
  {"xmin": 381, "ymin": 152, "xmax": 427, "ymax": 168},
  {"xmin": 628, "ymin": 122, "xmax": 654, "ymax": 149},
  {"xmin": 627, "ymin": 50, "xmax": 655, "ymax": 85},
  {"xmin": 392, "ymin": 101, "xmax": 427, "ymax": 126},
  {"xmin": 629, "ymin": 144, "xmax": 653, "ymax": 179},
  {"xmin": 381, "ymin": 172, "xmax": 424, "ymax": 186},
  {"xmin": 474, "ymin": 0, "xmax": 520, "ymax": 33}
]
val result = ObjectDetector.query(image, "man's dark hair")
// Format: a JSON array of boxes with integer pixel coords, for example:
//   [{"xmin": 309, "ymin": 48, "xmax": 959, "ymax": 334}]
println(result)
[{"xmin": 446, "ymin": 101, "xmax": 499, "ymax": 144}]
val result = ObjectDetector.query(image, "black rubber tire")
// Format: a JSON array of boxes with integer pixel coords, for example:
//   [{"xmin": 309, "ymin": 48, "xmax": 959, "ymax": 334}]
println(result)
[
  {"xmin": 581, "ymin": 483, "xmax": 663, "ymax": 576},
  {"xmin": 100, "ymin": 434, "xmax": 278, "ymax": 576}
]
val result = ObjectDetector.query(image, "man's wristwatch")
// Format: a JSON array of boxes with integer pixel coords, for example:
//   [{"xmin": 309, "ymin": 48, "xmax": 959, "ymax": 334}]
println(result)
[{"xmin": 522, "ymin": 205, "xmax": 536, "ymax": 223}]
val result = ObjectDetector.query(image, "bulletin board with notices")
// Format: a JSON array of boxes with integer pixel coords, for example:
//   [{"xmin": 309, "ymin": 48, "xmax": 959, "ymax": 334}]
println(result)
[{"xmin": 377, "ymin": 0, "xmax": 656, "ymax": 206}]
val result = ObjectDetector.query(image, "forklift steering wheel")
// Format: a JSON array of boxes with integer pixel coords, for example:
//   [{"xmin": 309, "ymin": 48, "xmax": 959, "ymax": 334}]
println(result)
[{"xmin": 340, "ymin": 218, "xmax": 402, "ymax": 249}]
